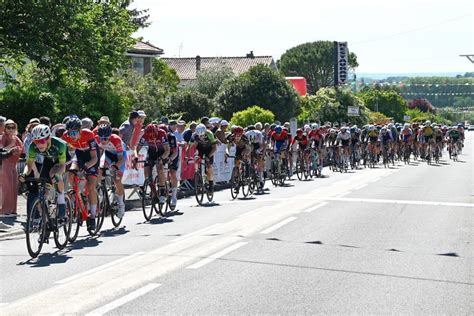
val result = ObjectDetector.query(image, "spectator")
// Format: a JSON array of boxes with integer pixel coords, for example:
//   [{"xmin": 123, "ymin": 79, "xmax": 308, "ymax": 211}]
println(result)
[
  {"xmin": 0, "ymin": 116, "xmax": 6, "ymax": 214},
  {"xmin": 200, "ymin": 116, "xmax": 210, "ymax": 129},
  {"xmin": 92, "ymin": 116, "xmax": 111, "ymax": 135},
  {"xmin": 177, "ymin": 120, "xmax": 186, "ymax": 135},
  {"xmin": 39, "ymin": 116, "xmax": 51, "ymax": 127},
  {"xmin": 119, "ymin": 111, "xmax": 146, "ymax": 150},
  {"xmin": 209, "ymin": 117, "xmax": 220, "ymax": 133},
  {"xmin": 183, "ymin": 121, "xmax": 197, "ymax": 143},
  {"xmin": 0, "ymin": 120, "xmax": 23, "ymax": 217},
  {"xmin": 22, "ymin": 118, "xmax": 40, "ymax": 155},
  {"xmin": 81, "ymin": 117, "xmax": 94, "ymax": 130},
  {"xmin": 161, "ymin": 116, "xmax": 169, "ymax": 125},
  {"xmin": 215, "ymin": 120, "xmax": 229, "ymax": 144},
  {"xmin": 169, "ymin": 120, "xmax": 185, "ymax": 145}
]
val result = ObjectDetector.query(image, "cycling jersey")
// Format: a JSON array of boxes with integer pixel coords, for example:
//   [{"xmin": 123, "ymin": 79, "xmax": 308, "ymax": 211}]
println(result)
[
  {"xmin": 271, "ymin": 130, "xmax": 289, "ymax": 153},
  {"xmin": 227, "ymin": 134, "xmax": 250, "ymax": 149},
  {"xmin": 138, "ymin": 128, "xmax": 168, "ymax": 149},
  {"xmin": 379, "ymin": 132, "xmax": 393, "ymax": 145},
  {"xmin": 190, "ymin": 130, "xmax": 217, "ymax": 148},
  {"xmin": 292, "ymin": 135, "xmax": 309, "ymax": 148},
  {"xmin": 62, "ymin": 129, "xmax": 98, "ymax": 152},
  {"xmin": 27, "ymin": 137, "xmax": 67, "ymax": 165},
  {"xmin": 401, "ymin": 129, "xmax": 412, "ymax": 142},
  {"xmin": 96, "ymin": 134, "xmax": 125, "ymax": 155},
  {"xmin": 448, "ymin": 130, "xmax": 460, "ymax": 140},
  {"xmin": 368, "ymin": 130, "xmax": 378, "ymax": 138},
  {"xmin": 422, "ymin": 126, "xmax": 433, "ymax": 137}
]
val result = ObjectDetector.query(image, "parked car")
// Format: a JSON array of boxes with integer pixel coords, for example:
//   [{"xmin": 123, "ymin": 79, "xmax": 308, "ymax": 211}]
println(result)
[{"xmin": 468, "ymin": 125, "xmax": 474, "ymax": 131}]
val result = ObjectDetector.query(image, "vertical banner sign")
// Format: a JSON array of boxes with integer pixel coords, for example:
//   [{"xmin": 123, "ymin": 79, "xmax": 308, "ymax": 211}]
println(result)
[{"xmin": 334, "ymin": 41, "xmax": 349, "ymax": 86}]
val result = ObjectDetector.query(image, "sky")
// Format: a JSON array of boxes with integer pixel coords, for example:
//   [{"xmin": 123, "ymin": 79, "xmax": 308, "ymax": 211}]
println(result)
[{"xmin": 131, "ymin": 0, "xmax": 473, "ymax": 74}]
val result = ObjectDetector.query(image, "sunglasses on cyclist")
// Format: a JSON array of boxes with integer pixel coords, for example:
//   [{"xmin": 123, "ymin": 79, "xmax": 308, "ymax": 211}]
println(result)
[
  {"xmin": 68, "ymin": 130, "xmax": 80, "ymax": 137},
  {"xmin": 33, "ymin": 138, "xmax": 49, "ymax": 145},
  {"xmin": 99, "ymin": 136, "xmax": 109, "ymax": 142}
]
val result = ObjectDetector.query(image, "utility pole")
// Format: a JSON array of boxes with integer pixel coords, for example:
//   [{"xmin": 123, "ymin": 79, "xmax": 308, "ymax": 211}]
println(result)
[{"xmin": 460, "ymin": 54, "xmax": 474, "ymax": 63}]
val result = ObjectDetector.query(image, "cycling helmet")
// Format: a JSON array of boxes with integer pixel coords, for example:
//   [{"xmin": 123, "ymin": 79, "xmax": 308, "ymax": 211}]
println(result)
[
  {"xmin": 97, "ymin": 124, "xmax": 112, "ymax": 138},
  {"xmin": 457, "ymin": 123, "xmax": 463, "ymax": 128},
  {"xmin": 274, "ymin": 125, "xmax": 282, "ymax": 134},
  {"xmin": 255, "ymin": 122, "xmax": 262, "ymax": 130},
  {"xmin": 350, "ymin": 127, "xmax": 356, "ymax": 133},
  {"xmin": 31, "ymin": 124, "xmax": 51, "ymax": 140},
  {"xmin": 247, "ymin": 125, "xmax": 255, "ymax": 131},
  {"xmin": 311, "ymin": 123, "xmax": 319, "ymax": 130},
  {"xmin": 341, "ymin": 126, "xmax": 348, "ymax": 132},
  {"xmin": 270, "ymin": 123, "xmax": 276, "ymax": 130},
  {"xmin": 388, "ymin": 123, "xmax": 394, "ymax": 129},
  {"xmin": 233, "ymin": 126, "xmax": 244, "ymax": 136},
  {"xmin": 159, "ymin": 123, "xmax": 168, "ymax": 133},
  {"xmin": 246, "ymin": 130, "xmax": 256, "ymax": 142},
  {"xmin": 195, "ymin": 123, "xmax": 207, "ymax": 136},
  {"xmin": 329, "ymin": 128, "xmax": 336, "ymax": 134},
  {"xmin": 381, "ymin": 127, "xmax": 387, "ymax": 133},
  {"xmin": 65, "ymin": 116, "xmax": 82, "ymax": 131},
  {"xmin": 403, "ymin": 123, "xmax": 410, "ymax": 129},
  {"xmin": 296, "ymin": 128, "xmax": 303, "ymax": 136},
  {"xmin": 425, "ymin": 120, "xmax": 431, "ymax": 125},
  {"xmin": 81, "ymin": 117, "xmax": 93, "ymax": 130},
  {"xmin": 144, "ymin": 123, "xmax": 159, "ymax": 138}
]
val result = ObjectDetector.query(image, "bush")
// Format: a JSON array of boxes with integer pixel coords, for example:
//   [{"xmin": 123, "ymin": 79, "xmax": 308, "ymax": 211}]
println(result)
[
  {"xmin": 369, "ymin": 112, "xmax": 391, "ymax": 125},
  {"xmin": 215, "ymin": 64, "xmax": 300, "ymax": 121},
  {"xmin": 230, "ymin": 106, "xmax": 275, "ymax": 127}
]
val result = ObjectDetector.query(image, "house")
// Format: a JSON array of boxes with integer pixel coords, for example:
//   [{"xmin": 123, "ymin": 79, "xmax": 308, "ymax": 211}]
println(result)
[
  {"xmin": 161, "ymin": 51, "xmax": 277, "ymax": 86},
  {"xmin": 126, "ymin": 41, "xmax": 164, "ymax": 75}
]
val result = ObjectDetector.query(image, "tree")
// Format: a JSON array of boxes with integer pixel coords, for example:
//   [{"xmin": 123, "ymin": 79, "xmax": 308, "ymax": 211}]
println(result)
[
  {"xmin": 408, "ymin": 98, "xmax": 435, "ymax": 113},
  {"xmin": 1, "ymin": 1, "xmax": 148, "ymax": 83},
  {"xmin": 230, "ymin": 106, "xmax": 275, "ymax": 127},
  {"xmin": 195, "ymin": 64, "xmax": 234, "ymax": 99},
  {"xmin": 167, "ymin": 88, "xmax": 213, "ymax": 122},
  {"xmin": 278, "ymin": 41, "xmax": 358, "ymax": 94},
  {"xmin": 358, "ymin": 87, "xmax": 407, "ymax": 122},
  {"xmin": 297, "ymin": 88, "xmax": 369, "ymax": 126},
  {"xmin": 369, "ymin": 112, "xmax": 391, "ymax": 125},
  {"xmin": 214, "ymin": 64, "xmax": 300, "ymax": 121}
]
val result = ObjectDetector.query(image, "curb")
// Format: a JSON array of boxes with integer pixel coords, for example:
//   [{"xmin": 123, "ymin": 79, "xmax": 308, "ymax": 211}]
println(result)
[{"xmin": 0, "ymin": 227, "xmax": 25, "ymax": 241}]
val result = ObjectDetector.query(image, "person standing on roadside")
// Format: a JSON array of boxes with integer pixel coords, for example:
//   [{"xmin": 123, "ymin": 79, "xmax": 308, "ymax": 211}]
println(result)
[{"xmin": 0, "ymin": 120, "xmax": 23, "ymax": 217}]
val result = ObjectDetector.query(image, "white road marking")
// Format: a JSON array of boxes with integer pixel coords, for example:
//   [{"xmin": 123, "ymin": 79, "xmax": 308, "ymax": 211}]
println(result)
[
  {"xmin": 55, "ymin": 252, "xmax": 145, "ymax": 285},
  {"xmin": 0, "ymin": 303, "xmax": 8, "ymax": 307},
  {"xmin": 170, "ymin": 223, "xmax": 222, "ymax": 243},
  {"xmin": 260, "ymin": 217, "xmax": 297, "ymax": 234},
  {"xmin": 335, "ymin": 191, "xmax": 352, "ymax": 198},
  {"xmin": 370, "ymin": 177, "xmax": 382, "ymax": 182},
  {"xmin": 186, "ymin": 242, "xmax": 248, "ymax": 269},
  {"xmin": 352, "ymin": 183, "xmax": 368, "ymax": 190},
  {"xmin": 328, "ymin": 197, "xmax": 474, "ymax": 208},
  {"xmin": 84, "ymin": 283, "xmax": 161, "ymax": 316},
  {"xmin": 304, "ymin": 202, "xmax": 329, "ymax": 213}
]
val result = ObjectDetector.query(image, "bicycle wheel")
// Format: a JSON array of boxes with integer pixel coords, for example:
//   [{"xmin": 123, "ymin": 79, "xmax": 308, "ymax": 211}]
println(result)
[
  {"xmin": 206, "ymin": 180, "xmax": 214, "ymax": 202},
  {"xmin": 141, "ymin": 179, "xmax": 155, "ymax": 221},
  {"xmin": 26, "ymin": 198, "xmax": 46, "ymax": 258},
  {"xmin": 67, "ymin": 194, "xmax": 81, "ymax": 243},
  {"xmin": 270, "ymin": 160, "xmax": 279, "ymax": 186},
  {"xmin": 248, "ymin": 166, "xmax": 257, "ymax": 195},
  {"xmin": 160, "ymin": 180, "xmax": 170, "ymax": 216},
  {"xmin": 54, "ymin": 198, "xmax": 71, "ymax": 250},
  {"xmin": 230, "ymin": 166, "xmax": 240, "ymax": 199},
  {"xmin": 295, "ymin": 156, "xmax": 303, "ymax": 181},
  {"xmin": 241, "ymin": 164, "xmax": 251, "ymax": 197},
  {"xmin": 194, "ymin": 171, "xmax": 205, "ymax": 205},
  {"xmin": 155, "ymin": 177, "xmax": 166, "ymax": 216},
  {"xmin": 110, "ymin": 187, "xmax": 123, "ymax": 227},
  {"xmin": 96, "ymin": 185, "xmax": 108, "ymax": 231}
]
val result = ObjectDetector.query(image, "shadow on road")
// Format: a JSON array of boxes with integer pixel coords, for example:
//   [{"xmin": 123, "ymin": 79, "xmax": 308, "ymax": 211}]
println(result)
[
  {"xmin": 17, "ymin": 251, "xmax": 73, "ymax": 268},
  {"xmin": 99, "ymin": 226, "xmax": 129, "ymax": 238}
]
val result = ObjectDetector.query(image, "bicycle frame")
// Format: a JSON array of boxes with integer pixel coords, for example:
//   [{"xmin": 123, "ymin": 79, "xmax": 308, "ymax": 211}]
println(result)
[{"xmin": 71, "ymin": 171, "xmax": 90, "ymax": 222}]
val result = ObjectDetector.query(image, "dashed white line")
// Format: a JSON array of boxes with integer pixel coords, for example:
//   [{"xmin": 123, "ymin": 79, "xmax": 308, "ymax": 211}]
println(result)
[
  {"xmin": 352, "ymin": 183, "xmax": 368, "ymax": 190},
  {"xmin": 84, "ymin": 283, "xmax": 161, "ymax": 316},
  {"xmin": 328, "ymin": 197, "xmax": 474, "ymax": 208},
  {"xmin": 55, "ymin": 252, "xmax": 145, "ymax": 285},
  {"xmin": 304, "ymin": 202, "xmax": 329, "ymax": 213},
  {"xmin": 335, "ymin": 191, "xmax": 352, "ymax": 198},
  {"xmin": 260, "ymin": 217, "xmax": 297, "ymax": 234},
  {"xmin": 170, "ymin": 223, "xmax": 222, "ymax": 243},
  {"xmin": 186, "ymin": 242, "xmax": 249, "ymax": 269},
  {"xmin": 370, "ymin": 177, "xmax": 382, "ymax": 183}
]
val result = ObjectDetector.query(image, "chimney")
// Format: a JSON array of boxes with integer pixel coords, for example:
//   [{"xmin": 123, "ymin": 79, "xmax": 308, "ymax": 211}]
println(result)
[
  {"xmin": 246, "ymin": 51, "xmax": 254, "ymax": 59},
  {"xmin": 196, "ymin": 55, "xmax": 201, "ymax": 71}
]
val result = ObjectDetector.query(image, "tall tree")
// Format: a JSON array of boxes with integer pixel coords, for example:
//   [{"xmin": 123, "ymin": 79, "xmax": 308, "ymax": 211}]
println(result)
[
  {"xmin": 214, "ymin": 64, "xmax": 300, "ymax": 121},
  {"xmin": 278, "ymin": 41, "xmax": 358, "ymax": 94},
  {"xmin": 0, "ymin": 0, "xmax": 148, "ymax": 84},
  {"xmin": 195, "ymin": 64, "xmax": 234, "ymax": 99},
  {"xmin": 358, "ymin": 87, "xmax": 407, "ymax": 122}
]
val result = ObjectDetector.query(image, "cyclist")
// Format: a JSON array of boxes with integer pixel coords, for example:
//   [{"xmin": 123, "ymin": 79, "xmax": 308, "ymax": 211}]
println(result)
[
  {"xmin": 246, "ymin": 127, "xmax": 265, "ymax": 190},
  {"xmin": 22, "ymin": 125, "xmax": 68, "ymax": 224},
  {"xmin": 186, "ymin": 123, "xmax": 217, "ymax": 192},
  {"xmin": 270, "ymin": 125, "xmax": 289, "ymax": 175},
  {"xmin": 336, "ymin": 126, "xmax": 351, "ymax": 168},
  {"xmin": 421, "ymin": 121, "xmax": 434, "ymax": 158},
  {"xmin": 96, "ymin": 124, "xmax": 126, "ymax": 218},
  {"xmin": 62, "ymin": 116, "xmax": 100, "ymax": 231},
  {"xmin": 447, "ymin": 127, "xmax": 461, "ymax": 158},
  {"xmin": 433, "ymin": 125, "xmax": 444, "ymax": 157},
  {"xmin": 307, "ymin": 123, "xmax": 324, "ymax": 172},
  {"xmin": 292, "ymin": 128, "xmax": 311, "ymax": 171},
  {"xmin": 349, "ymin": 125, "xmax": 361, "ymax": 165},
  {"xmin": 367, "ymin": 125, "xmax": 379, "ymax": 159},
  {"xmin": 160, "ymin": 123, "xmax": 180, "ymax": 209},
  {"xmin": 226, "ymin": 126, "xmax": 251, "ymax": 194},
  {"xmin": 135, "ymin": 123, "xmax": 170, "ymax": 205},
  {"xmin": 379, "ymin": 126, "xmax": 393, "ymax": 161},
  {"xmin": 400, "ymin": 123, "xmax": 413, "ymax": 153}
]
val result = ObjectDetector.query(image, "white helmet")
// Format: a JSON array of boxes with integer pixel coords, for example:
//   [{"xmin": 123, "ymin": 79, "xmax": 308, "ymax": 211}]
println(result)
[
  {"xmin": 369, "ymin": 125, "xmax": 376, "ymax": 131},
  {"xmin": 196, "ymin": 124, "xmax": 207, "ymax": 136},
  {"xmin": 246, "ymin": 130, "xmax": 256, "ymax": 142},
  {"xmin": 403, "ymin": 123, "xmax": 410, "ymax": 129},
  {"xmin": 81, "ymin": 117, "xmax": 93, "ymax": 130},
  {"xmin": 311, "ymin": 123, "xmax": 319, "ymax": 130},
  {"xmin": 255, "ymin": 122, "xmax": 262, "ymax": 130},
  {"xmin": 31, "ymin": 124, "xmax": 51, "ymax": 140}
]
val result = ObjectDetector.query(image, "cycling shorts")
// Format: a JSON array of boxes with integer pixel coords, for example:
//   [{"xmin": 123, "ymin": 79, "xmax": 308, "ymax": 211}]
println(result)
[
  {"xmin": 145, "ymin": 147, "xmax": 165, "ymax": 167},
  {"xmin": 101, "ymin": 150, "xmax": 127, "ymax": 174},
  {"xmin": 72, "ymin": 149, "xmax": 99, "ymax": 176},
  {"xmin": 196, "ymin": 145, "xmax": 214, "ymax": 164}
]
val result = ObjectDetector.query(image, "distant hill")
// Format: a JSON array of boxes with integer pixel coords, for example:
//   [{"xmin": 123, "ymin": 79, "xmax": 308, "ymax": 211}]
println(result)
[{"xmin": 356, "ymin": 72, "xmax": 464, "ymax": 80}]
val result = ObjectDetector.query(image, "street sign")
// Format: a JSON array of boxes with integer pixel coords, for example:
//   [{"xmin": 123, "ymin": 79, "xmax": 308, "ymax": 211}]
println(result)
[
  {"xmin": 404, "ymin": 115, "xmax": 411, "ymax": 121},
  {"xmin": 290, "ymin": 117, "xmax": 297, "ymax": 136},
  {"xmin": 347, "ymin": 106, "xmax": 359, "ymax": 116}
]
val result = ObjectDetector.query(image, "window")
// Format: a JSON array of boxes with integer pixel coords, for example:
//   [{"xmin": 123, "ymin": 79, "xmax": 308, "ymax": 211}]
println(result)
[{"xmin": 131, "ymin": 57, "xmax": 144, "ymax": 75}]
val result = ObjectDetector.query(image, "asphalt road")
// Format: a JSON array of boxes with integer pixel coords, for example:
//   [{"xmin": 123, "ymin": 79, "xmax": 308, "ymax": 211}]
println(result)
[{"xmin": 0, "ymin": 133, "xmax": 472, "ymax": 315}]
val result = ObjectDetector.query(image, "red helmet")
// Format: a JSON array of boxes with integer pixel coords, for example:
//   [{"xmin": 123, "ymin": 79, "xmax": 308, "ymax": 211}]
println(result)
[
  {"xmin": 159, "ymin": 123, "xmax": 168, "ymax": 133},
  {"xmin": 233, "ymin": 126, "xmax": 244, "ymax": 136},
  {"xmin": 296, "ymin": 128, "xmax": 303, "ymax": 136},
  {"xmin": 144, "ymin": 123, "xmax": 159, "ymax": 138}
]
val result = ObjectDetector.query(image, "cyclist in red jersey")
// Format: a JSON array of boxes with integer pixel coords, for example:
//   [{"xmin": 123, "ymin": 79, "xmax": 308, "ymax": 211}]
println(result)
[
  {"xmin": 292, "ymin": 128, "xmax": 310, "ymax": 168},
  {"xmin": 135, "ymin": 123, "xmax": 170, "ymax": 204},
  {"xmin": 62, "ymin": 116, "xmax": 100, "ymax": 230}
]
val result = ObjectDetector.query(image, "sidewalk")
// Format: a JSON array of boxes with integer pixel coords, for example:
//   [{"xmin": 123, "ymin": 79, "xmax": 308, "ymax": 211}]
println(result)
[{"xmin": 0, "ymin": 183, "xmax": 229, "ymax": 240}]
